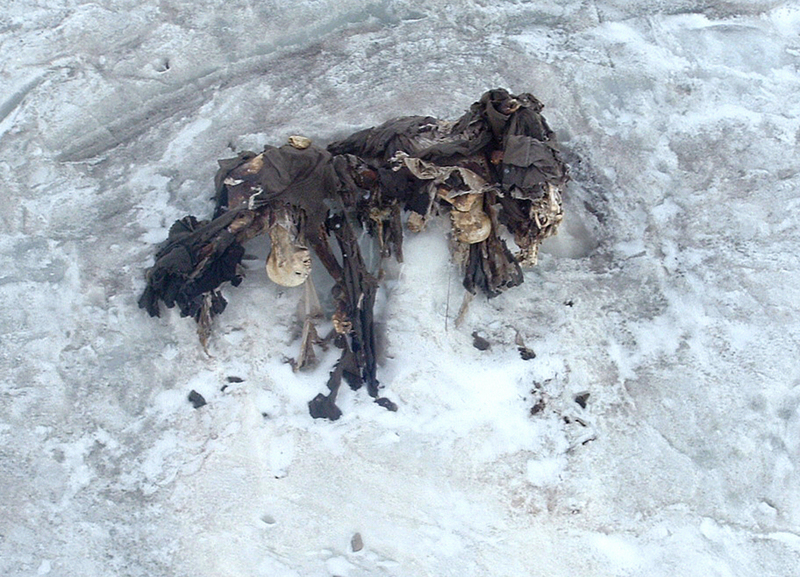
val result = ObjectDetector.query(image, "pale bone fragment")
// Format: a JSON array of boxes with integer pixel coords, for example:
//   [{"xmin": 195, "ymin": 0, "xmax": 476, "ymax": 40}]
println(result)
[
  {"xmin": 293, "ymin": 276, "xmax": 325, "ymax": 370},
  {"xmin": 240, "ymin": 153, "xmax": 265, "ymax": 174},
  {"xmin": 300, "ymin": 274, "xmax": 323, "ymax": 319},
  {"xmin": 197, "ymin": 293, "xmax": 214, "ymax": 354},
  {"xmin": 266, "ymin": 221, "xmax": 312, "ymax": 287},
  {"xmin": 530, "ymin": 182, "xmax": 564, "ymax": 237},
  {"xmin": 406, "ymin": 211, "xmax": 426, "ymax": 233},
  {"xmin": 454, "ymin": 290, "xmax": 474, "ymax": 327},
  {"xmin": 438, "ymin": 189, "xmax": 482, "ymax": 213},
  {"xmin": 288, "ymin": 135, "xmax": 312, "ymax": 149},
  {"xmin": 516, "ymin": 182, "xmax": 564, "ymax": 267},
  {"xmin": 516, "ymin": 244, "xmax": 540, "ymax": 268},
  {"xmin": 332, "ymin": 310, "xmax": 352, "ymax": 335}
]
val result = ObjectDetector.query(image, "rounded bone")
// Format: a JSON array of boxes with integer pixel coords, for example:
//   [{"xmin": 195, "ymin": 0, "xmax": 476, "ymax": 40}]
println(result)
[
  {"xmin": 266, "ymin": 223, "xmax": 312, "ymax": 287},
  {"xmin": 451, "ymin": 203, "xmax": 492, "ymax": 244}
]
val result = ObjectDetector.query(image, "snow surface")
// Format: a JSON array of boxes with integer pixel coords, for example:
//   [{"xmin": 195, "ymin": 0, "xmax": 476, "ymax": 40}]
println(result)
[{"xmin": 2, "ymin": 1, "xmax": 800, "ymax": 575}]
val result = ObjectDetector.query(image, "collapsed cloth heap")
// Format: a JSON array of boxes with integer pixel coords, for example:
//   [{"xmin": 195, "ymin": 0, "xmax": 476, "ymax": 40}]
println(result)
[{"xmin": 138, "ymin": 89, "xmax": 569, "ymax": 419}]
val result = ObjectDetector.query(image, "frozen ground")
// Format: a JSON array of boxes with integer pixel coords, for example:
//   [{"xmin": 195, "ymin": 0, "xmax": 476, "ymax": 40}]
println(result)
[{"xmin": 2, "ymin": 1, "xmax": 800, "ymax": 575}]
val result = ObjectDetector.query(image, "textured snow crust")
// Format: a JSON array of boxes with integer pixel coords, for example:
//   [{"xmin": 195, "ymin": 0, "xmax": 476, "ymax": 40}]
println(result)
[{"xmin": 2, "ymin": 1, "xmax": 800, "ymax": 575}]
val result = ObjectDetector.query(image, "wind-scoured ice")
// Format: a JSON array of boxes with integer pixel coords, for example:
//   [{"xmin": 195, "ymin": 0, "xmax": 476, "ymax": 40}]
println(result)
[{"xmin": 2, "ymin": 1, "xmax": 800, "ymax": 575}]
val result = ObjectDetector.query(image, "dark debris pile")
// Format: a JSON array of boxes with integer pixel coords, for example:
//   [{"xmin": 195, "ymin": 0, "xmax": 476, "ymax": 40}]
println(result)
[{"xmin": 138, "ymin": 89, "xmax": 569, "ymax": 420}]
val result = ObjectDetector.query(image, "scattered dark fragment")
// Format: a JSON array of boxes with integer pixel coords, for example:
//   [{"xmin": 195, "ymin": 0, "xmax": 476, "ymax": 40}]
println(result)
[
  {"xmin": 220, "ymin": 384, "xmax": 228, "ymax": 392},
  {"xmin": 472, "ymin": 331, "xmax": 491, "ymax": 351},
  {"xmin": 574, "ymin": 392, "xmax": 590, "ymax": 409},
  {"xmin": 227, "ymin": 376, "xmax": 245, "ymax": 383},
  {"xmin": 308, "ymin": 393, "xmax": 342, "ymax": 421},
  {"xmin": 462, "ymin": 229, "xmax": 523, "ymax": 298},
  {"xmin": 351, "ymin": 532, "xmax": 364, "ymax": 552},
  {"xmin": 564, "ymin": 299, "xmax": 574, "ymax": 307},
  {"xmin": 376, "ymin": 397, "xmax": 398, "ymax": 412},
  {"xmin": 188, "ymin": 390, "xmax": 207, "ymax": 409},
  {"xmin": 530, "ymin": 399, "xmax": 546, "ymax": 415},
  {"xmin": 309, "ymin": 356, "xmax": 348, "ymax": 420},
  {"xmin": 518, "ymin": 346, "xmax": 536, "ymax": 360}
]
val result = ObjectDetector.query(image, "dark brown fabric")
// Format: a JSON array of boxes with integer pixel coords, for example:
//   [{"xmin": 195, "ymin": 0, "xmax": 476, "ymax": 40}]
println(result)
[
  {"xmin": 328, "ymin": 116, "xmax": 440, "ymax": 160},
  {"xmin": 215, "ymin": 144, "xmax": 338, "ymax": 235},
  {"xmin": 213, "ymin": 152, "xmax": 258, "ymax": 216},
  {"xmin": 138, "ymin": 210, "xmax": 249, "ymax": 318}
]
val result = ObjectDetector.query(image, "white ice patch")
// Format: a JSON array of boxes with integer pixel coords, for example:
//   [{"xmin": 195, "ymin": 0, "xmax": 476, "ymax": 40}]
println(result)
[
  {"xmin": 269, "ymin": 433, "xmax": 295, "ymax": 479},
  {"xmin": 526, "ymin": 456, "xmax": 565, "ymax": 487},
  {"xmin": 162, "ymin": 115, "xmax": 213, "ymax": 164},
  {"xmin": 590, "ymin": 533, "xmax": 645, "ymax": 571}
]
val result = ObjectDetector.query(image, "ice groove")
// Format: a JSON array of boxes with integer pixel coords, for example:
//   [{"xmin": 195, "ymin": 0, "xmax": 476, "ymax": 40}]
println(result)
[
  {"xmin": 0, "ymin": 75, "xmax": 46, "ymax": 125},
  {"xmin": 55, "ymin": 1, "xmax": 399, "ymax": 161}
]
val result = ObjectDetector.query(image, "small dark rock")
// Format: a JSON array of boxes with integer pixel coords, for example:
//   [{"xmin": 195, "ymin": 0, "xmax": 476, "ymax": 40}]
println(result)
[
  {"xmin": 472, "ymin": 331, "xmax": 491, "ymax": 351},
  {"xmin": 227, "ymin": 376, "xmax": 245, "ymax": 383},
  {"xmin": 376, "ymin": 397, "xmax": 398, "ymax": 412},
  {"xmin": 308, "ymin": 394, "xmax": 342, "ymax": 420},
  {"xmin": 574, "ymin": 392, "xmax": 590, "ymax": 409},
  {"xmin": 564, "ymin": 299, "xmax": 574, "ymax": 307},
  {"xmin": 188, "ymin": 390, "xmax": 207, "ymax": 409},
  {"xmin": 518, "ymin": 346, "xmax": 536, "ymax": 360},
  {"xmin": 530, "ymin": 399, "xmax": 546, "ymax": 415},
  {"xmin": 351, "ymin": 532, "xmax": 364, "ymax": 552}
]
